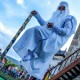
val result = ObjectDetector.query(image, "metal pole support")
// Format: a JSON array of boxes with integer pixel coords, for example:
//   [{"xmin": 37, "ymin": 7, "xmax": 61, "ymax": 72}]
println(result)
[{"xmin": 1, "ymin": 13, "xmax": 33, "ymax": 61}]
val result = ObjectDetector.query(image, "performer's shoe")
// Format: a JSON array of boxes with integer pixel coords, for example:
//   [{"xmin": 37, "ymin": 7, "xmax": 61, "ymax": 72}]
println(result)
[{"xmin": 22, "ymin": 54, "xmax": 31, "ymax": 61}]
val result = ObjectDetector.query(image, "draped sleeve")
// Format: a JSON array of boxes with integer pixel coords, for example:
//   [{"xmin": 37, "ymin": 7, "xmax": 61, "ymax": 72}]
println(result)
[
  {"xmin": 34, "ymin": 13, "xmax": 46, "ymax": 26},
  {"xmin": 53, "ymin": 17, "xmax": 77, "ymax": 36}
]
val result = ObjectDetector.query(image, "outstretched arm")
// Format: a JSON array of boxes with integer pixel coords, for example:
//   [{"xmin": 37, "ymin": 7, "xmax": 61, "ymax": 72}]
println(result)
[
  {"xmin": 53, "ymin": 18, "xmax": 77, "ymax": 36},
  {"xmin": 31, "ymin": 10, "xmax": 45, "ymax": 26}
]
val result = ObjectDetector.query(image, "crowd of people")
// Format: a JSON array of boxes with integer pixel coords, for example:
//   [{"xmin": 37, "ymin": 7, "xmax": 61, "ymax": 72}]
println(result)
[
  {"xmin": 0, "ymin": 66, "xmax": 25, "ymax": 79},
  {"xmin": 0, "ymin": 48, "xmax": 28, "ymax": 80}
]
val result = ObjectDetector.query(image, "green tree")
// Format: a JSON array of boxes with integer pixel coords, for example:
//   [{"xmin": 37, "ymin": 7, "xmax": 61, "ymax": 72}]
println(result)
[{"xmin": 4, "ymin": 59, "xmax": 17, "ymax": 68}]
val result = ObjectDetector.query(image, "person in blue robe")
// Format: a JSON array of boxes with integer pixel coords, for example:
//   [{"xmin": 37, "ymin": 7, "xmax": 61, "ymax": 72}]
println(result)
[{"xmin": 13, "ymin": 1, "xmax": 77, "ymax": 80}]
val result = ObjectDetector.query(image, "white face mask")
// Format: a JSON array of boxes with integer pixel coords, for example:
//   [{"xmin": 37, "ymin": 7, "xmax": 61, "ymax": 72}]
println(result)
[{"xmin": 48, "ymin": 2, "xmax": 69, "ymax": 27}]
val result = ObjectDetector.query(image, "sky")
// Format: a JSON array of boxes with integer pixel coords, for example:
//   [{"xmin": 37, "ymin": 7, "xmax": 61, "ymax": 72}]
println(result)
[{"xmin": 0, "ymin": 0, "xmax": 80, "ymax": 61}]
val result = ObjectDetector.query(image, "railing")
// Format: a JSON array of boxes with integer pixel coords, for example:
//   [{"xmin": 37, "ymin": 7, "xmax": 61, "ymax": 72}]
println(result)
[{"xmin": 47, "ymin": 48, "xmax": 80, "ymax": 79}]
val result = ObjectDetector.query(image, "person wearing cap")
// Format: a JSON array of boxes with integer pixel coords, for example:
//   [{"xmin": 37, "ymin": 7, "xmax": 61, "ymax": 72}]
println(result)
[{"xmin": 13, "ymin": 1, "xmax": 77, "ymax": 80}]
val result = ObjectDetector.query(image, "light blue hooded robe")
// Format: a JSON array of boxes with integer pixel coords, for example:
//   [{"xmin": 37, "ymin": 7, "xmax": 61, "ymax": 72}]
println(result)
[{"xmin": 13, "ymin": 2, "xmax": 77, "ymax": 79}]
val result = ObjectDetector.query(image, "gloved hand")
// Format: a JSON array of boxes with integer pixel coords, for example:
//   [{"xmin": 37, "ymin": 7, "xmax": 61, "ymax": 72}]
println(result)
[
  {"xmin": 47, "ymin": 22, "xmax": 54, "ymax": 28},
  {"xmin": 31, "ymin": 10, "xmax": 37, "ymax": 16}
]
